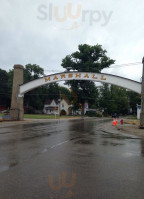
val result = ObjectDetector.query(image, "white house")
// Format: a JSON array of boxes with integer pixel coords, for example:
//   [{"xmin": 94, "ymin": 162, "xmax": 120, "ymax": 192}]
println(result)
[
  {"xmin": 43, "ymin": 99, "xmax": 72, "ymax": 115},
  {"xmin": 59, "ymin": 98, "xmax": 72, "ymax": 115},
  {"xmin": 43, "ymin": 99, "xmax": 59, "ymax": 115}
]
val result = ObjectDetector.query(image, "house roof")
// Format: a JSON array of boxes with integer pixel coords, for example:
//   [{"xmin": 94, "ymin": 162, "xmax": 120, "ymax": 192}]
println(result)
[
  {"xmin": 60, "ymin": 94, "xmax": 71, "ymax": 105},
  {"xmin": 44, "ymin": 98, "xmax": 71, "ymax": 106},
  {"xmin": 44, "ymin": 99, "xmax": 59, "ymax": 105}
]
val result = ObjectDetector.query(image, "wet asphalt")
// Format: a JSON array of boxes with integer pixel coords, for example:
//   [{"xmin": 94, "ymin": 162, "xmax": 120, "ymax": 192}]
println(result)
[{"xmin": 0, "ymin": 118, "xmax": 144, "ymax": 199}]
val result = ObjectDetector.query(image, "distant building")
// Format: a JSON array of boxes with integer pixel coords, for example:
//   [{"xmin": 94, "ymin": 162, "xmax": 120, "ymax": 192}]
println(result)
[
  {"xmin": 43, "ymin": 99, "xmax": 72, "ymax": 115},
  {"xmin": 43, "ymin": 99, "xmax": 59, "ymax": 115}
]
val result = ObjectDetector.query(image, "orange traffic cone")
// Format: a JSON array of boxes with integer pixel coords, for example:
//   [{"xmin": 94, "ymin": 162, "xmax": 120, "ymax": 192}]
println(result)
[{"xmin": 113, "ymin": 119, "xmax": 116, "ymax": 126}]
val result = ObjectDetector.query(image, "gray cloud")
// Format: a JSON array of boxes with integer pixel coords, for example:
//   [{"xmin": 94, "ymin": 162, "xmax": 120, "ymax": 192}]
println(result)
[{"xmin": 0, "ymin": 0, "xmax": 144, "ymax": 82}]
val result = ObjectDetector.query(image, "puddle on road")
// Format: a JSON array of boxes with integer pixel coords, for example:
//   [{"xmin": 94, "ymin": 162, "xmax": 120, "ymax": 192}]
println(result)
[
  {"xmin": 101, "ymin": 130, "xmax": 141, "ymax": 140},
  {"xmin": 74, "ymin": 139, "xmax": 93, "ymax": 145},
  {"xmin": 0, "ymin": 119, "xmax": 143, "ymax": 175},
  {"xmin": 9, "ymin": 161, "xmax": 18, "ymax": 167},
  {"xmin": 21, "ymin": 132, "xmax": 51, "ymax": 141},
  {"xmin": 0, "ymin": 159, "xmax": 19, "ymax": 173},
  {"xmin": 102, "ymin": 140, "xmax": 124, "ymax": 146}
]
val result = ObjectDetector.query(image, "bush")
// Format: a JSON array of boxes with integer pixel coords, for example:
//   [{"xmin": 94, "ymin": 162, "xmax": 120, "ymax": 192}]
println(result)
[
  {"xmin": 25, "ymin": 108, "xmax": 35, "ymax": 114},
  {"xmin": 85, "ymin": 111, "xmax": 102, "ymax": 117}
]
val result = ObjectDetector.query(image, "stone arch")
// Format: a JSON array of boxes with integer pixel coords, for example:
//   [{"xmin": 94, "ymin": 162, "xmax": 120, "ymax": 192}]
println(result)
[
  {"xmin": 19, "ymin": 72, "xmax": 141, "ymax": 96},
  {"xmin": 10, "ymin": 65, "xmax": 142, "ymax": 121}
]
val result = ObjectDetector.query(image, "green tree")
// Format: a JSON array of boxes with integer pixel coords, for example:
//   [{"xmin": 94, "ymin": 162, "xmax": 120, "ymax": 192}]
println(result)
[
  {"xmin": 111, "ymin": 85, "xmax": 129, "ymax": 114},
  {"xmin": 0, "ymin": 69, "xmax": 11, "ymax": 107},
  {"xmin": 23, "ymin": 64, "xmax": 44, "ymax": 109},
  {"xmin": 7, "ymin": 64, "xmax": 45, "ymax": 109},
  {"xmin": 42, "ymin": 84, "xmax": 72, "ymax": 103},
  {"xmin": 59, "ymin": 86, "xmax": 72, "ymax": 101},
  {"xmin": 99, "ymin": 84, "xmax": 129, "ymax": 115},
  {"xmin": 99, "ymin": 83, "xmax": 111, "ymax": 114},
  {"xmin": 0, "ymin": 65, "xmax": 75, "ymax": 112},
  {"xmin": 61, "ymin": 44, "xmax": 115, "ymax": 114},
  {"xmin": 127, "ymin": 91, "xmax": 141, "ymax": 114},
  {"xmin": 43, "ymin": 83, "xmax": 60, "ymax": 100},
  {"xmin": 24, "ymin": 64, "xmax": 44, "ymax": 82}
]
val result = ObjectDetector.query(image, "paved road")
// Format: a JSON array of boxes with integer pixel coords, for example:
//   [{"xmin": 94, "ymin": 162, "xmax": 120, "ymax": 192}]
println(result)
[{"xmin": 0, "ymin": 118, "xmax": 144, "ymax": 199}]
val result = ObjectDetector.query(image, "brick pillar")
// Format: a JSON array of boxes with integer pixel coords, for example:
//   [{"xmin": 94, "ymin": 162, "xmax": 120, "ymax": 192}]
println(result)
[
  {"xmin": 10, "ymin": 65, "xmax": 24, "ymax": 121},
  {"xmin": 140, "ymin": 57, "xmax": 144, "ymax": 128}
]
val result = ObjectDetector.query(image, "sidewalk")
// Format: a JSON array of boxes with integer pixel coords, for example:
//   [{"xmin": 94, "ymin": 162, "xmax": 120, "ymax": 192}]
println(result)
[{"xmin": 116, "ymin": 122, "xmax": 144, "ymax": 139}]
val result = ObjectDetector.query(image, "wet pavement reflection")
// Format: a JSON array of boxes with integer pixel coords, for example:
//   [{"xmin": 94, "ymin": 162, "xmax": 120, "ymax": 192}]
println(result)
[
  {"xmin": 0, "ymin": 118, "xmax": 144, "ymax": 198},
  {"xmin": 0, "ymin": 119, "xmax": 143, "ymax": 172}
]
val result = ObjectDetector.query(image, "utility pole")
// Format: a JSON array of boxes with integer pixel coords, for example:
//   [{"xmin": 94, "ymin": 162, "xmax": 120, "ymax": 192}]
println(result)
[{"xmin": 140, "ymin": 57, "xmax": 144, "ymax": 128}]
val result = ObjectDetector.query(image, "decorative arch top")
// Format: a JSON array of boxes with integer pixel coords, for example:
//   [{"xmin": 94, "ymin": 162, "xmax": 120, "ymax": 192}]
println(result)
[{"xmin": 19, "ymin": 72, "xmax": 141, "ymax": 96}]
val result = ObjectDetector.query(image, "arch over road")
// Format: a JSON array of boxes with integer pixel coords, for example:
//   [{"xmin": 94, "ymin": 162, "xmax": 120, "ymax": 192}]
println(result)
[
  {"xmin": 19, "ymin": 72, "xmax": 141, "ymax": 96},
  {"xmin": 10, "ymin": 64, "xmax": 143, "ymax": 123}
]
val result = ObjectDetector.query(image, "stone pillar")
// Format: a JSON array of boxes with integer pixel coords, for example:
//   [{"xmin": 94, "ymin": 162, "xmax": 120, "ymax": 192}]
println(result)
[
  {"xmin": 10, "ymin": 65, "xmax": 24, "ymax": 121},
  {"xmin": 140, "ymin": 57, "xmax": 144, "ymax": 128}
]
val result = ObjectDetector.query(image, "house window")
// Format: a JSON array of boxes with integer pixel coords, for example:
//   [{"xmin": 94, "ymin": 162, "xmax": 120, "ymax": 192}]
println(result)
[{"xmin": 62, "ymin": 103, "xmax": 64, "ymax": 108}]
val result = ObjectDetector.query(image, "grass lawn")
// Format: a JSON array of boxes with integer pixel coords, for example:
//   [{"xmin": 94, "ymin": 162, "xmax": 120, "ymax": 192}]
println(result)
[
  {"xmin": 24, "ymin": 114, "xmax": 79, "ymax": 119},
  {"xmin": 124, "ymin": 119, "xmax": 140, "ymax": 125},
  {"xmin": 126, "ymin": 115, "xmax": 137, "ymax": 120},
  {"xmin": 24, "ymin": 114, "xmax": 59, "ymax": 119},
  {"xmin": 0, "ymin": 113, "xmax": 80, "ymax": 120}
]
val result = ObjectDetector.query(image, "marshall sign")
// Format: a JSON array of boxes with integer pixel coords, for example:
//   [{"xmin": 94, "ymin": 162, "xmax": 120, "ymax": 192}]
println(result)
[
  {"xmin": 10, "ymin": 63, "xmax": 144, "ymax": 128},
  {"xmin": 19, "ymin": 72, "xmax": 141, "ymax": 96}
]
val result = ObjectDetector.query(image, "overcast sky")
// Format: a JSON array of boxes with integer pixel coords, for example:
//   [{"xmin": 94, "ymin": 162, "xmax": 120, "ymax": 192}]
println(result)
[{"xmin": 0, "ymin": 0, "xmax": 144, "ymax": 82}]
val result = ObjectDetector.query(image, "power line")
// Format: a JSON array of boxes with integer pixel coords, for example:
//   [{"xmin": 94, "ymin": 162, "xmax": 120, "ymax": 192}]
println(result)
[
  {"xmin": 0, "ymin": 62, "xmax": 142, "ymax": 84},
  {"xmin": 0, "ymin": 62, "xmax": 142, "ymax": 74},
  {"xmin": 109, "ymin": 62, "xmax": 141, "ymax": 68},
  {"xmin": 43, "ymin": 62, "xmax": 142, "ymax": 71}
]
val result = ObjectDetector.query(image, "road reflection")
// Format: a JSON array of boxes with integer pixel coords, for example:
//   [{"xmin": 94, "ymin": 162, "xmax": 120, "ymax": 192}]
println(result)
[{"xmin": 0, "ymin": 118, "xmax": 143, "ymax": 174}]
